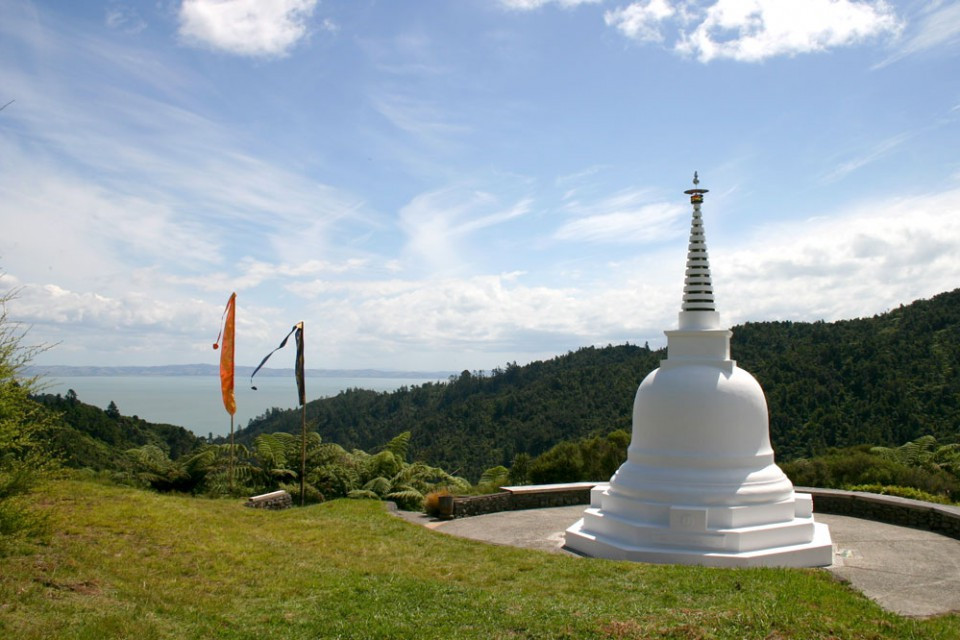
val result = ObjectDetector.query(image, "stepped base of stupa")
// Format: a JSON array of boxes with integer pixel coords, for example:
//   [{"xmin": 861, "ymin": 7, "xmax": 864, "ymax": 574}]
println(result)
[{"xmin": 564, "ymin": 484, "xmax": 834, "ymax": 568}]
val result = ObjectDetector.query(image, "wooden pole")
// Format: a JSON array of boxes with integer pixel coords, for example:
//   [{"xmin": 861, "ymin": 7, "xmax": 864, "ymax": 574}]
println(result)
[
  {"xmin": 300, "ymin": 403, "xmax": 307, "ymax": 507},
  {"xmin": 229, "ymin": 414, "xmax": 235, "ymax": 493}
]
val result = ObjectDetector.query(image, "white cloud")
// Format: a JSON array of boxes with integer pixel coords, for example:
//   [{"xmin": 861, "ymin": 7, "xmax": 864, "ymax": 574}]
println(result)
[
  {"xmin": 604, "ymin": 0, "xmax": 676, "ymax": 43},
  {"xmin": 554, "ymin": 188, "xmax": 687, "ymax": 244},
  {"xmin": 603, "ymin": 0, "xmax": 902, "ymax": 62},
  {"xmin": 105, "ymin": 5, "xmax": 147, "ymax": 34},
  {"xmin": 10, "ymin": 280, "xmax": 283, "ymax": 366},
  {"xmin": 821, "ymin": 131, "xmax": 912, "ymax": 183},
  {"xmin": 499, "ymin": 0, "xmax": 603, "ymax": 10},
  {"xmin": 178, "ymin": 0, "xmax": 318, "ymax": 57},
  {"xmin": 372, "ymin": 92, "xmax": 469, "ymax": 141},
  {"xmin": 676, "ymin": 0, "xmax": 902, "ymax": 62},
  {"xmin": 717, "ymin": 188, "xmax": 960, "ymax": 325},
  {"xmin": 286, "ymin": 272, "xmax": 671, "ymax": 366},
  {"xmin": 875, "ymin": 2, "xmax": 960, "ymax": 67},
  {"xmin": 398, "ymin": 188, "xmax": 532, "ymax": 273}
]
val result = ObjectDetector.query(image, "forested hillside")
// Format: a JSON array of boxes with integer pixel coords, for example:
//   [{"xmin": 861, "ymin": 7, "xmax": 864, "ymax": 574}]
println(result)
[
  {"xmin": 234, "ymin": 289, "xmax": 960, "ymax": 481},
  {"xmin": 32, "ymin": 391, "xmax": 204, "ymax": 470}
]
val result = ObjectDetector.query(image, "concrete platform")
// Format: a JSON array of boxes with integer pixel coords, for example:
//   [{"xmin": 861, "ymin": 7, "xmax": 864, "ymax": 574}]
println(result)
[{"xmin": 396, "ymin": 505, "xmax": 960, "ymax": 618}]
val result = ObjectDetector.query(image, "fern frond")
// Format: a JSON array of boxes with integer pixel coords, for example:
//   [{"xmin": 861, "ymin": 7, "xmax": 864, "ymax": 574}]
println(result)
[
  {"xmin": 347, "ymin": 489, "xmax": 380, "ymax": 500},
  {"xmin": 384, "ymin": 431, "xmax": 411, "ymax": 461},
  {"xmin": 363, "ymin": 476, "xmax": 392, "ymax": 496}
]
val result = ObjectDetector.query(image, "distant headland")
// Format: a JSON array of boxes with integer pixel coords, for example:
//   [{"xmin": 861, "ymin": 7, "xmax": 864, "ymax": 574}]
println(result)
[{"xmin": 26, "ymin": 364, "xmax": 456, "ymax": 379}]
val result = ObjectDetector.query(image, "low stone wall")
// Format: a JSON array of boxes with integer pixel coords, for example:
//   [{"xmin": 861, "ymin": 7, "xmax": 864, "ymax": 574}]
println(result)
[
  {"xmin": 245, "ymin": 489, "xmax": 293, "ymax": 510},
  {"xmin": 452, "ymin": 484, "xmax": 960, "ymax": 540},
  {"xmin": 799, "ymin": 487, "xmax": 960, "ymax": 541},
  {"xmin": 452, "ymin": 483, "xmax": 596, "ymax": 518}
]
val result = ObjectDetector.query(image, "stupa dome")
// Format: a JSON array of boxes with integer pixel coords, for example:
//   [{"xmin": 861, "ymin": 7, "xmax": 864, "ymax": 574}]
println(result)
[{"xmin": 614, "ymin": 363, "xmax": 795, "ymax": 506}]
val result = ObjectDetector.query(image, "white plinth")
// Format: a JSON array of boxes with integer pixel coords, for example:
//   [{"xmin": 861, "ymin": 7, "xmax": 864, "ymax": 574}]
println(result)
[{"xmin": 564, "ymin": 484, "xmax": 833, "ymax": 567}]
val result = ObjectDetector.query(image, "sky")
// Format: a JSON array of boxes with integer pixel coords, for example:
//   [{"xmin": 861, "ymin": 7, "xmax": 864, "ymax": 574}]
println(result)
[{"xmin": 1, "ymin": 0, "xmax": 959, "ymax": 373}]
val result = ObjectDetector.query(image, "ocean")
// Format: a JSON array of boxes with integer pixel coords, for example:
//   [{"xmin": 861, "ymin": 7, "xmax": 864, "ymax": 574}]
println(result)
[{"xmin": 42, "ymin": 375, "xmax": 444, "ymax": 439}]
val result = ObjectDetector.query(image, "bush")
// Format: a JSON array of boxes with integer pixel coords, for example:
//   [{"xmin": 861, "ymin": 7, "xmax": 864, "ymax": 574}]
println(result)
[
  {"xmin": 782, "ymin": 444, "xmax": 959, "ymax": 500},
  {"xmin": 845, "ymin": 484, "xmax": 954, "ymax": 505},
  {"xmin": 0, "ymin": 286, "xmax": 60, "ymax": 548},
  {"xmin": 279, "ymin": 481, "xmax": 324, "ymax": 505},
  {"xmin": 386, "ymin": 488, "xmax": 424, "ymax": 511},
  {"xmin": 423, "ymin": 489, "xmax": 452, "ymax": 517}
]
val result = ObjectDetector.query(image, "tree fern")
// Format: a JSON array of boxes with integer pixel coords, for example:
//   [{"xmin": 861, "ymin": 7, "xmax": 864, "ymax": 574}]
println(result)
[
  {"xmin": 479, "ymin": 465, "xmax": 509, "ymax": 488},
  {"xmin": 384, "ymin": 431, "xmax": 411, "ymax": 461},
  {"xmin": 363, "ymin": 476, "xmax": 392, "ymax": 497},
  {"xmin": 347, "ymin": 489, "xmax": 379, "ymax": 500},
  {"xmin": 386, "ymin": 488, "xmax": 423, "ymax": 510}
]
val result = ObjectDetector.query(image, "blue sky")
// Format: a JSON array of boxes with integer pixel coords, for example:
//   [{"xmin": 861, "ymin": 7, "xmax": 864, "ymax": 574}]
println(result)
[{"xmin": 1, "ymin": 0, "xmax": 959, "ymax": 372}]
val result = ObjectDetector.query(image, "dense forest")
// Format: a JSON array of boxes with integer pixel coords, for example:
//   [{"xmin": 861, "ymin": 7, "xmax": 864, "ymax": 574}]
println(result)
[
  {"xmin": 231, "ymin": 289, "xmax": 960, "ymax": 481},
  {"xmin": 31, "ymin": 390, "xmax": 204, "ymax": 470}
]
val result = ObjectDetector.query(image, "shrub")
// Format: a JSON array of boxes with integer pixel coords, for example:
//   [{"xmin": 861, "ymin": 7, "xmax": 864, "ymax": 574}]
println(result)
[
  {"xmin": 347, "ymin": 489, "xmax": 379, "ymax": 500},
  {"xmin": 423, "ymin": 489, "xmax": 452, "ymax": 517},
  {"xmin": 0, "ymin": 286, "xmax": 60, "ymax": 548},
  {"xmin": 845, "ymin": 484, "xmax": 954, "ymax": 505},
  {"xmin": 478, "ymin": 465, "xmax": 509, "ymax": 489},
  {"xmin": 278, "ymin": 481, "xmax": 324, "ymax": 505},
  {"xmin": 386, "ymin": 488, "xmax": 424, "ymax": 511}
]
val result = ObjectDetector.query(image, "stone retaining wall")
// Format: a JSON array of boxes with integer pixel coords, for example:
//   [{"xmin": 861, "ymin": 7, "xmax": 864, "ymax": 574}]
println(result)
[
  {"xmin": 453, "ymin": 485, "xmax": 595, "ymax": 518},
  {"xmin": 799, "ymin": 487, "xmax": 960, "ymax": 541},
  {"xmin": 452, "ymin": 484, "xmax": 960, "ymax": 540}
]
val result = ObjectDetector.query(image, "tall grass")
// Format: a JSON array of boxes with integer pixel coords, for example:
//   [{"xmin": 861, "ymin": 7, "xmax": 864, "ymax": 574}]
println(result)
[{"xmin": 1, "ymin": 478, "xmax": 958, "ymax": 639}]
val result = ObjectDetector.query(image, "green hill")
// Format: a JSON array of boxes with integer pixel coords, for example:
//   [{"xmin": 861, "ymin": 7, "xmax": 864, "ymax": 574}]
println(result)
[
  {"xmin": 233, "ymin": 289, "xmax": 960, "ymax": 481},
  {"xmin": 31, "ymin": 390, "xmax": 204, "ymax": 470},
  {"xmin": 3, "ymin": 478, "xmax": 957, "ymax": 639}
]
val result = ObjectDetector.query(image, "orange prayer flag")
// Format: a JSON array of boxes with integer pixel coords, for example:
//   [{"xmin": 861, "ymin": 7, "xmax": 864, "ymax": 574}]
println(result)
[{"xmin": 212, "ymin": 292, "xmax": 237, "ymax": 416}]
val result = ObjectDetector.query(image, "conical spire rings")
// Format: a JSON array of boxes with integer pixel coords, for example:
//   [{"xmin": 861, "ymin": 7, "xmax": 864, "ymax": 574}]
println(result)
[{"xmin": 682, "ymin": 172, "xmax": 715, "ymax": 312}]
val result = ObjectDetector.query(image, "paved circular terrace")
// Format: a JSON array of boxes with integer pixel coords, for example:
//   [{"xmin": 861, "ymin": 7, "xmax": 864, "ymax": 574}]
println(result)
[{"xmin": 395, "ymin": 505, "xmax": 960, "ymax": 618}]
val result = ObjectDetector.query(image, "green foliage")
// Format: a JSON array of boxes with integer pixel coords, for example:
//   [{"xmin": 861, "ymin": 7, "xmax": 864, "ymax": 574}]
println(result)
[
  {"xmin": 384, "ymin": 430, "xmax": 411, "ymax": 460},
  {"xmin": 478, "ymin": 465, "xmax": 509, "ymax": 488},
  {"xmin": 0, "ymin": 287, "xmax": 60, "ymax": 547},
  {"xmin": 507, "ymin": 452, "xmax": 531, "ymax": 485},
  {"xmin": 363, "ymin": 476, "xmax": 392, "ymax": 496},
  {"xmin": 32, "ymin": 391, "xmax": 204, "ymax": 468},
  {"xmin": 346, "ymin": 489, "xmax": 379, "ymax": 500},
  {"xmin": 278, "ymin": 481, "xmax": 324, "ymax": 505},
  {"xmin": 124, "ymin": 444, "xmax": 192, "ymax": 492},
  {"xmin": 385, "ymin": 488, "xmax": 424, "ymax": 511},
  {"xmin": 870, "ymin": 435, "xmax": 960, "ymax": 479},
  {"xmin": 235, "ymin": 344, "xmax": 660, "ymax": 481},
  {"xmin": 366, "ymin": 449, "xmax": 402, "ymax": 480},
  {"xmin": 117, "ymin": 426, "xmax": 473, "ymax": 510},
  {"xmin": 781, "ymin": 439, "xmax": 959, "ymax": 501},
  {"xmin": 846, "ymin": 484, "xmax": 953, "ymax": 504},
  {"xmin": 234, "ymin": 289, "xmax": 960, "ymax": 482},
  {"xmin": 527, "ymin": 429, "xmax": 630, "ymax": 484}
]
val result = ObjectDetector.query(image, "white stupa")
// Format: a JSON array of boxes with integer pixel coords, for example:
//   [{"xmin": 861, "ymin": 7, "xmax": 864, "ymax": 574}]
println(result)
[{"xmin": 564, "ymin": 174, "xmax": 833, "ymax": 568}]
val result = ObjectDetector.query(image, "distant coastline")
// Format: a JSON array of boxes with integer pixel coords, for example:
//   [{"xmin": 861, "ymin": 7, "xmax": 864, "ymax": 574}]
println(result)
[{"xmin": 26, "ymin": 364, "xmax": 457, "ymax": 379}]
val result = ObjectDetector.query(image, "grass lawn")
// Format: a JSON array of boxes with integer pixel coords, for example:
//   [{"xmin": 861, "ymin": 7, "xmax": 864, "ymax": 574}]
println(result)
[{"xmin": 1, "ymin": 478, "xmax": 958, "ymax": 639}]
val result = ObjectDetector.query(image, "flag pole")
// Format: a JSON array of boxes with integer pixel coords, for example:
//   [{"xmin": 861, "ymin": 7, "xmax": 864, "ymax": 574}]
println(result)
[
  {"xmin": 300, "ymin": 403, "xmax": 307, "ymax": 507},
  {"xmin": 229, "ymin": 414, "xmax": 235, "ymax": 493},
  {"xmin": 250, "ymin": 320, "xmax": 306, "ymax": 505},
  {"xmin": 214, "ymin": 292, "xmax": 237, "ymax": 496},
  {"xmin": 299, "ymin": 323, "xmax": 306, "ymax": 507}
]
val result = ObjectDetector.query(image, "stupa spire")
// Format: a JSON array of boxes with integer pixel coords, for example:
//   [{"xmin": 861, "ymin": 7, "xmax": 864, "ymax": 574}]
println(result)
[{"xmin": 681, "ymin": 171, "xmax": 715, "ymax": 312}]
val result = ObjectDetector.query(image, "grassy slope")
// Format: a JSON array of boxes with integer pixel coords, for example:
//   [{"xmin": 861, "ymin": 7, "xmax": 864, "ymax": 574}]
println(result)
[{"xmin": 2, "ymin": 479, "xmax": 958, "ymax": 639}]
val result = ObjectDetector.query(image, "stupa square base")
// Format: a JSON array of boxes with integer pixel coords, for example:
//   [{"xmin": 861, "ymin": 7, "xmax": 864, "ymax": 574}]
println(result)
[{"xmin": 564, "ymin": 518, "xmax": 834, "ymax": 568}]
